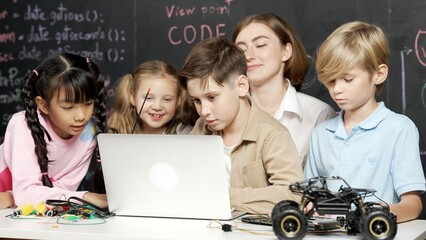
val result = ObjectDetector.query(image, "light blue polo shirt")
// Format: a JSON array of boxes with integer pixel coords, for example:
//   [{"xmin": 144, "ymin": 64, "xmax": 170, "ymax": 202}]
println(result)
[{"xmin": 305, "ymin": 102, "xmax": 426, "ymax": 204}]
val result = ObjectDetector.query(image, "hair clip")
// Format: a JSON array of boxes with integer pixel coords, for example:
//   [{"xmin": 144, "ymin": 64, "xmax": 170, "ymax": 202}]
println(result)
[{"xmin": 32, "ymin": 69, "xmax": 39, "ymax": 76}]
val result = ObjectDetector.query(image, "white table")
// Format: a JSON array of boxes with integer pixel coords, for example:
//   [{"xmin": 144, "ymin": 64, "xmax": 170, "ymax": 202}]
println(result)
[{"xmin": 0, "ymin": 209, "xmax": 425, "ymax": 240}]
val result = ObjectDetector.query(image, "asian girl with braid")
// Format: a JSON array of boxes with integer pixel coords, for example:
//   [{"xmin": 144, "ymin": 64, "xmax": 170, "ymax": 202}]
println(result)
[{"xmin": 0, "ymin": 53, "xmax": 108, "ymax": 208}]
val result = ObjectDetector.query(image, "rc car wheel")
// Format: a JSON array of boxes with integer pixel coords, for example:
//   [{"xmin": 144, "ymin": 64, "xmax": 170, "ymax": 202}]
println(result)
[
  {"xmin": 272, "ymin": 200, "xmax": 299, "ymax": 216},
  {"xmin": 360, "ymin": 210, "xmax": 397, "ymax": 240},
  {"xmin": 272, "ymin": 205, "xmax": 307, "ymax": 240}
]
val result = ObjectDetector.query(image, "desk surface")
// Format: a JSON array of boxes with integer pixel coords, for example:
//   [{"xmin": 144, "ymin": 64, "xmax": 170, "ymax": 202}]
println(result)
[{"xmin": 0, "ymin": 209, "xmax": 425, "ymax": 240}]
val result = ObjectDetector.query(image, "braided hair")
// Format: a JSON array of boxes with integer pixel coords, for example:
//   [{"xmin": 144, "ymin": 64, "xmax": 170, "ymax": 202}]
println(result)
[{"xmin": 20, "ymin": 53, "xmax": 106, "ymax": 188}]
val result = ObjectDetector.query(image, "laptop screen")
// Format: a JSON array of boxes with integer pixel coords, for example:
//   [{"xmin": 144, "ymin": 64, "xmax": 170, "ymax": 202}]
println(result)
[{"xmin": 98, "ymin": 134, "xmax": 240, "ymax": 220}]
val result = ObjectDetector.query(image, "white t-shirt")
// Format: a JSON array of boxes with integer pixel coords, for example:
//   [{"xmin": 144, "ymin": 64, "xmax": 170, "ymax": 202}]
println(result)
[
  {"xmin": 223, "ymin": 144, "xmax": 234, "ymax": 188},
  {"xmin": 275, "ymin": 79, "xmax": 336, "ymax": 168}
]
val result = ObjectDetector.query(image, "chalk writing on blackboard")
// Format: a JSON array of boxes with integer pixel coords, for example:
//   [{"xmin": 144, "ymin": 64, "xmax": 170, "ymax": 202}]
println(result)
[
  {"xmin": 414, "ymin": 29, "xmax": 426, "ymax": 109},
  {"xmin": 400, "ymin": 48, "xmax": 412, "ymax": 115},
  {"xmin": 415, "ymin": 29, "xmax": 426, "ymax": 67},
  {"xmin": 165, "ymin": 0, "xmax": 233, "ymax": 45},
  {"xmin": 8, "ymin": 3, "xmax": 128, "ymax": 63}
]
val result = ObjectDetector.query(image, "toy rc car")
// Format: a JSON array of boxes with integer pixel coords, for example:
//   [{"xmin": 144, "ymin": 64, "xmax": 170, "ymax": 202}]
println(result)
[{"xmin": 271, "ymin": 176, "xmax": 397, "ymax": 240}]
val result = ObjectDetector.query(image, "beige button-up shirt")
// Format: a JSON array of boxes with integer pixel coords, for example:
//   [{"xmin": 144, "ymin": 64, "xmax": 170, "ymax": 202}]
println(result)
[{"xmin": 191, "ymin": 98, "xmax": 303, "ymax": 214}]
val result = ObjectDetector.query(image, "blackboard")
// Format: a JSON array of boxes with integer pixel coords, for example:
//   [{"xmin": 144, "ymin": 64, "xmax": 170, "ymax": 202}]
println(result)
[
  {"xmin": 0, "ymin": 0, "xmax": 137, "ymax": 141},
  {"xmin": 1, "ymin": 0, "xmax": 425, "ymax": 159}
]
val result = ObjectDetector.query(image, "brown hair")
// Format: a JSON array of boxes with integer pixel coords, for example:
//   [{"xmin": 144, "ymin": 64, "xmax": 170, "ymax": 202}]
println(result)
[
  {"xmin": 232, "ymin": 13, "xmax": 308, "ymax": 91},
  {"xmin": 179, "ymin": 37, "xmax": 247, "ymax": 90}
]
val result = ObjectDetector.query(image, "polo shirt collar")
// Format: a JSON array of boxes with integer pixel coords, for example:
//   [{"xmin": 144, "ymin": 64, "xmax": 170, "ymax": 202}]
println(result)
[
  {"xmin": 275, "ymin": 79, "xmax": 303, "ymax": 121},
  {"xmin": 358, "ymin": 102, "xmax": 389, "ymax": 130},
  {"xmin": 326, "ymin": 102, "xmax": 389, "ymax": 138}
]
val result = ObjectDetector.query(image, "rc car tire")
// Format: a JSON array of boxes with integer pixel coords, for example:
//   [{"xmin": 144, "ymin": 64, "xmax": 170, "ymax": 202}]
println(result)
[
  {"xmin": 272, "ymin": 205, "xmax": 307, "ymax": 240},
  {"xmin": 360, "ymin": 210, "xmax": 397, "ymax": 240},
  {"xmin": 272, "ymin": 200, "xmax": 299, "ymax": 214}
]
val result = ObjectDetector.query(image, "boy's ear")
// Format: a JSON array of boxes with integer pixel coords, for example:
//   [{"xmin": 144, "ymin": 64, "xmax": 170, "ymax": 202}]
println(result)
[
  {"xmin": 281, "ymin": 43, "xmax": 293, "ymax": 62},
  {"xmin": 374, "ymin": 64, "xmax": 388, "ymax": 85},
  {"xmin": 35, "ymin": 96, "xmax": 49, "ymax": 115},
  {"xmin": 236, "ymin": 75, "xmax": 250, "ymax": 97}
]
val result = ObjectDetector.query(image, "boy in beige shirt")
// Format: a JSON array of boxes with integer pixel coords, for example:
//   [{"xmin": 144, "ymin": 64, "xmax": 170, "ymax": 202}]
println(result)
[{"xmin": 179, "ymin": 37, "xmax": 303, "ymax": 214}]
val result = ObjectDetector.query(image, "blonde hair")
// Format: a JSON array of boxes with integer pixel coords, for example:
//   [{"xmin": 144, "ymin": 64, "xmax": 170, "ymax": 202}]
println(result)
[
  {"xmin": 108, "ymin": 60, "xmax": 196, "ymax": 134},
  {"xmin": 316, "ymin": 21, "xmax": 389, "ymax": 94}
]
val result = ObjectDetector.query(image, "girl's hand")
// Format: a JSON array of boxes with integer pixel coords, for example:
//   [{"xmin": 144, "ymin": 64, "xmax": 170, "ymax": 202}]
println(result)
[
  {"xmin": 0, "ymin": 191, "xmax": 14, "ymax": 209},
  {"xmin": 82, "ymin": 192, "xmax": 108, "ymax": 209}
]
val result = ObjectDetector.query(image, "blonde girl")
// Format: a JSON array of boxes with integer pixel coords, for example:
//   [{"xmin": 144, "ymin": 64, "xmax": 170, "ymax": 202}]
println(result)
[{"xmin": 108, "ymin": 60, "xmax": 196, "ymax": 134}]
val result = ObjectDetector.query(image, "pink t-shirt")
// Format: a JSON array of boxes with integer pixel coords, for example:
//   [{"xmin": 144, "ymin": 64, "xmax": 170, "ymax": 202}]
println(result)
[
  {"xmin": 0, "ymin": 144, "xmax": 12, "ymax": 191},
  {"xmin": 1, "ymin": 111, "xmax": 97, "ymax": 206}
]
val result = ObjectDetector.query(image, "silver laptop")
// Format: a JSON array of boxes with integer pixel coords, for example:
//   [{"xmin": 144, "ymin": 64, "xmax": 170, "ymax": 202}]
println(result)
[{"xmin": 97, "ymin": 133, "xmax": 245, "ymax": 220}]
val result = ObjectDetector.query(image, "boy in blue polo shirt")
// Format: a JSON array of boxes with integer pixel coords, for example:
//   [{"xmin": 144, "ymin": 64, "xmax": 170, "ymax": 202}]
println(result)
[{"xmin": 305, "ymin": 21, "xmax": 426, "ymax": 222}]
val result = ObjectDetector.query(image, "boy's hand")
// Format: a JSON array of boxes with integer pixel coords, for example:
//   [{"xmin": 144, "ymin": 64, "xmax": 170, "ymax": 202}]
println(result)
[{"xmin": 303, "ymin": 202, "xmax": 315, "ymax": 214}]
